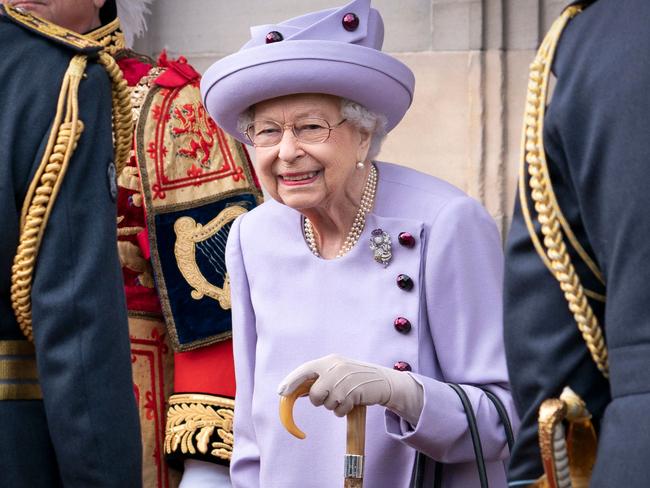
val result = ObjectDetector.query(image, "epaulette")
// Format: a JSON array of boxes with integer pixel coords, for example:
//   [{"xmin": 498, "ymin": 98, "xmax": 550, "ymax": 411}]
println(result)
[{"xmin": 1, "ymin": 4, "xmax": 101, "ymax": 55}]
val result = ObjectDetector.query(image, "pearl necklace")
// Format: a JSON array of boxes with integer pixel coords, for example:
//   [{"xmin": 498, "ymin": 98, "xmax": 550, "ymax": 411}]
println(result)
[{"xmin": 303, "ymin": 164, "xmax": 378, "ymax": 258}]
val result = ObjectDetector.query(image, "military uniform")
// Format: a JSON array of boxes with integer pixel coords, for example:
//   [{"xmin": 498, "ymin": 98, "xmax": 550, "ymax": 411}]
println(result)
[
  {"xmin": 0, "ymin": 5, "xmax": 141, "ymax": 487},
  {"xmin": 87, "ymin": 12, "xmax": 261, "ymax": 488},
  {"xmin": 504, "ymin": 0, "xmax": 650, "ymax": 486}
]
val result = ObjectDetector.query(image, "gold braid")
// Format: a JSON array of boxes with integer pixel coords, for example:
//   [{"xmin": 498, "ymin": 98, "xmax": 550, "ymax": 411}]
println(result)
[
  {"xmin": 520, "ymin": 5, "xmax": 609, "ymax": 377},
  {"xmin": 91, "ymin": 18, "xmax": 126, "ymax": 56},
  {"xmin": 11, "ymin": 42, "xmax": 133, "ymax": 341},
  {"xmin": 10, "ymin": 56, "xmax": 87, "ymax": 341},
  {"xmin": 98, "ymin": 50, "xmax": 133, "ymax": 175}
]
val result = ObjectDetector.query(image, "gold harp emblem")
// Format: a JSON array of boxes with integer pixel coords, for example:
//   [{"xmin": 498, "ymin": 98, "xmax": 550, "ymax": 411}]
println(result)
[{"xmin": 173, "ymin": 206, "xmax": 247, "ymax": 309}]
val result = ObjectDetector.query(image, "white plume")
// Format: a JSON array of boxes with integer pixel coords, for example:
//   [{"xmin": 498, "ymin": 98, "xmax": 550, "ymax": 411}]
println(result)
[{"xmin": 116, "ymin": 0, "xmax": 154, "ymax": 48}]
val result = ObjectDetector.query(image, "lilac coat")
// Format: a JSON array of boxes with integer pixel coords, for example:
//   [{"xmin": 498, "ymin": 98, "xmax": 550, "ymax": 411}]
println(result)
[{"xmin": 225, "ymin": 162, "xmax": 518, "ymax": 487}]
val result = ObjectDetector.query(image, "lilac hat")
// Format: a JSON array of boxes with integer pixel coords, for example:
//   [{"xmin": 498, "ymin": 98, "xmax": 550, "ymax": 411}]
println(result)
[{"xmin": 200, "ymin": 0, "xmax": 415, "ymax": 144}]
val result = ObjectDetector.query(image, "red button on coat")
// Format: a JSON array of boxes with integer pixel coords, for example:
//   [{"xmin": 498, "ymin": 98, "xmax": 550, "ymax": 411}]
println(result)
[
  {"xmin": 393, "ymin": 361, "xmax": 412, "ymax": 372},
  {"xmin": 398, "ymin": 232, "xmax": 416, "ymax": 248},
  {"xmin": 394, "ymin": 317, "xmax": 412, "ymax": 334},
  {"xmin": 396, "ymin": 274, "xmax": 414, "ymax": 291}
]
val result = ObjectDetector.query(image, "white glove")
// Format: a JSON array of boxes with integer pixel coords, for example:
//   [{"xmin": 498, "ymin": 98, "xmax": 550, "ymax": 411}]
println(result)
[
  {"xmin": 278, "ymin": 354, "xmax": 424, "ymax": 426},
  {"xmin": 179, "ymin": 459, "xmax": 232, "ymax": 488}
]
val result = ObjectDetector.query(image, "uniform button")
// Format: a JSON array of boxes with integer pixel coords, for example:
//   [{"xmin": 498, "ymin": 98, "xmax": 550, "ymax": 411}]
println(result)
[
  {"xmin": 393, "ymin": 361, "xmax": 412, "ymax": 372},
  {"xmin": 342, "ymin": 12, "xmax": 360, "ymax": 31},
  {"xmin": 396, "ymin": 274, "xmax": 414, "ymax": 291},
  {"xmin": 394, "ymin": 317, "xmax": 412, "ymax": 334},
  {"xmin": 265, "ymin": 31, "xmax": 284, "ymax": 43},
  {"xmin": 398, "ymin": 232, "xmax": 416, "ymax": 248}
]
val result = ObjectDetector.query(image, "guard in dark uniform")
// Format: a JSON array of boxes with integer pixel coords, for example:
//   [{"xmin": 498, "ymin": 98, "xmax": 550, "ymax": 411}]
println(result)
[
  {"xmin": 504, "ymin": 0, "xmax": 650, "ymax": 486},
  {"xmin": 0, "ymin": 4, "xmax": 142, "ymax": 487}
]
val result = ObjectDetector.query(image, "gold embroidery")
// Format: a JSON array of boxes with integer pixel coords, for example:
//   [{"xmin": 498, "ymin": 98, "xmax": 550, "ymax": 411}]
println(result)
[
  {"xmin": 136, "ymin": 82, "xmax": 262, "ymax": 210},
  {"xmin": 86, "ymin": 17, "xmax": 125, "ymax": 56},
  {"xmin": 173, "ymin": 206, "xmax": 247, "ymax": 309},
  {"xmin": 131, "ymin": 67, "xmax": 165, "ymax": 124},
  {"xmin": 117, "ymin": 240, "xmax": 155, "ymax": 288},
  {"xmin": 165, "ymin": 394, "xmax": 234, "ymax": 461},
  {"xmin": 117, "ymin": 226, "xmax": 144, "ymax": 237},
  {"xmin": 4, "ymin": 5, "xmax": 101, "ymax": 51},
  {"xmin": 117, "ymin": 166, "xmax": 143, "ymax": 208},
  {"xmin": 118, "ymin": 165, "xmax": 141, "ymax": 192}
]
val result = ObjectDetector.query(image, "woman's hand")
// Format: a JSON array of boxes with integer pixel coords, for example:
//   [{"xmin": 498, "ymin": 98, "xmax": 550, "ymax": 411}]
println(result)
[{"xmin": 278, "ymin": 354, "xmax": 424, "ymax": 425}]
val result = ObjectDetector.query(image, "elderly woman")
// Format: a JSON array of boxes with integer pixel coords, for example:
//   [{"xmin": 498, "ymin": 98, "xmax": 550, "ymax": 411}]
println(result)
[{"xmin": 195, "ymin": 0, "xmax": 517, "ymax": 486}]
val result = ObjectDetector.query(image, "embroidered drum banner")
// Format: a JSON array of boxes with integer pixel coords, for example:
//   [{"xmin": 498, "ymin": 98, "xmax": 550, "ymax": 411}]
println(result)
[{"xmin": 136, "ymin": 80, "xmax": 261, "ymax": 351}]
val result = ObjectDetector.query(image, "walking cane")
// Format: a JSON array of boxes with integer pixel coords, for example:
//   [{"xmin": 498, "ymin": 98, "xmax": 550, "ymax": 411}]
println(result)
[{"xmin": 280, "ymin": 379, "xmax": 367, "ymax": 487}]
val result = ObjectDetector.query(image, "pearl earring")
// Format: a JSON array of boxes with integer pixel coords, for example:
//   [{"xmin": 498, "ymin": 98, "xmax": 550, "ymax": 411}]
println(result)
[{"xmin": 356, "ymin": 160, "xmax": 365, "ymax": 169}]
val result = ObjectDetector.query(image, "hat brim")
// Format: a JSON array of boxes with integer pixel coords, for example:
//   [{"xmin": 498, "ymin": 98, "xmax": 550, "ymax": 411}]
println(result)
[{"xmin": 201, "ymin": 40, "xmax": 415, "ymax": 144}]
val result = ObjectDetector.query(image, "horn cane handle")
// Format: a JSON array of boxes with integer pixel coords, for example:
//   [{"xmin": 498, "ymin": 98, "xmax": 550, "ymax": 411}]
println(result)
[
  {"xmin": 279, "ymin": 379, "xmax": 316, "ymax": 439},
  {"xmin": 344, "ymin": 405, "xmax": 366, "ymax": 488},
  {"xmin": 279, "ymin": 380, "xmax": 367, "ymax": 487}
]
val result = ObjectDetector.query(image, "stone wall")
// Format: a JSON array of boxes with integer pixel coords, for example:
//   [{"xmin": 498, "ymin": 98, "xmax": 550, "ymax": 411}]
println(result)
[{"xmin": 134, "ymin": 0, "xmax": 567, "ymax": 237}]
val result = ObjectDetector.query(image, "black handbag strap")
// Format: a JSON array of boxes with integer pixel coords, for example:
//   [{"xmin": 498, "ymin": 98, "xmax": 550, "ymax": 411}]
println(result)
[
  {"xmin": 410, "ymin": 451, "xmax": 426, "ymax": 488},
  {"xmin": 478, "ymin": 387, "xmax": 514, "ymax": 451},
  {"xmin": 411, "ymin": 383, "xmax": 492, "ymax": 488},
  {"xmin": 448, "ymin": 383, "xmax": 489, "ymax": 488}
]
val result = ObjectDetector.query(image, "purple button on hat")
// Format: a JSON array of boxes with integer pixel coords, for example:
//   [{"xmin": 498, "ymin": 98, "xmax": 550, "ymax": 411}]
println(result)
[
  {"xmin": 200, "ymin": 0, "xmax": 415, "ymax": 144},
  {"xmin": 342, "ymin": 12, "xmax": 360, "ymax": 31},
  {"xmin": 265, "ymin": 31, "xmax": 284, "ymax": 43}
]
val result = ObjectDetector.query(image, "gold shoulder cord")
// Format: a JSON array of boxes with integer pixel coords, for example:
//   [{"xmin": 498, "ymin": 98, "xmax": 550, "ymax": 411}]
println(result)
[
  {"xmin": 89, "ymin": 19, "xmax": 132, "ymax": 174},
  {"xmin": 10, "ymin": 39, "xmax": 133, "ymax": 342},
  {"xmin": 520, "ymin": 4, "xmax": 609, "ymax": 378},
  {"xmin": 10, "ymin": 55, "xmax": 88, "ymax": 341},
  {"xmin": 98, "ymin": 49, "xmax": 133, "ymax": 175}
]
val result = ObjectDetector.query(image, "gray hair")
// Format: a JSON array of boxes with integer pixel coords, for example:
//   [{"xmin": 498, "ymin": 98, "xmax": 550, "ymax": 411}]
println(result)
[
  {"xmin": 236, "ymin": 97, "xmax": 387, "ymax": 161},
  {"xmin": 339, "ymin": 98, "xmax": 387, "ymax": 162}
]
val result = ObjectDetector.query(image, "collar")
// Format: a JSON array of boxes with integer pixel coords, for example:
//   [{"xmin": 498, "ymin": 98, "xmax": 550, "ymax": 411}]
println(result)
[{"xmin": 86, "ymin": 17, "xmax": 125, "ymax": 56}]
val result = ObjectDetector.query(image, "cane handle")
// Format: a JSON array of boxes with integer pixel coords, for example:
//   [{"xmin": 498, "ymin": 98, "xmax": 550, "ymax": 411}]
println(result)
[{"xmin": 279, "ymin": 378, "xmax": 316, "ymax": 439}]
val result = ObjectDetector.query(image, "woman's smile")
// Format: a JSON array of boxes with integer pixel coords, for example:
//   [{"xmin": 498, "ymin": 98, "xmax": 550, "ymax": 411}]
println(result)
[{"xmin": 279, "ymin": 170, "xmax": 321, "ymax": 186}]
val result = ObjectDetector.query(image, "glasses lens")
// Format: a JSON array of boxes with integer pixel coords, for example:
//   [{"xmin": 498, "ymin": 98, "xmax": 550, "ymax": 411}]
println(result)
[
  {"xmin": 248, "ymin": 120, "xmax": 283, "ymax": 146},
  {"xmin": 294, "ymin": 118, "xmax": 331, "ymax": 143}
]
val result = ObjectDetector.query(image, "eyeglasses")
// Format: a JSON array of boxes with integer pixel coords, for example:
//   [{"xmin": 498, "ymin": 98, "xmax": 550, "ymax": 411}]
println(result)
[{"xmin": 245, "ymin": 118, "xmax": 347, "ymax": 147}]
